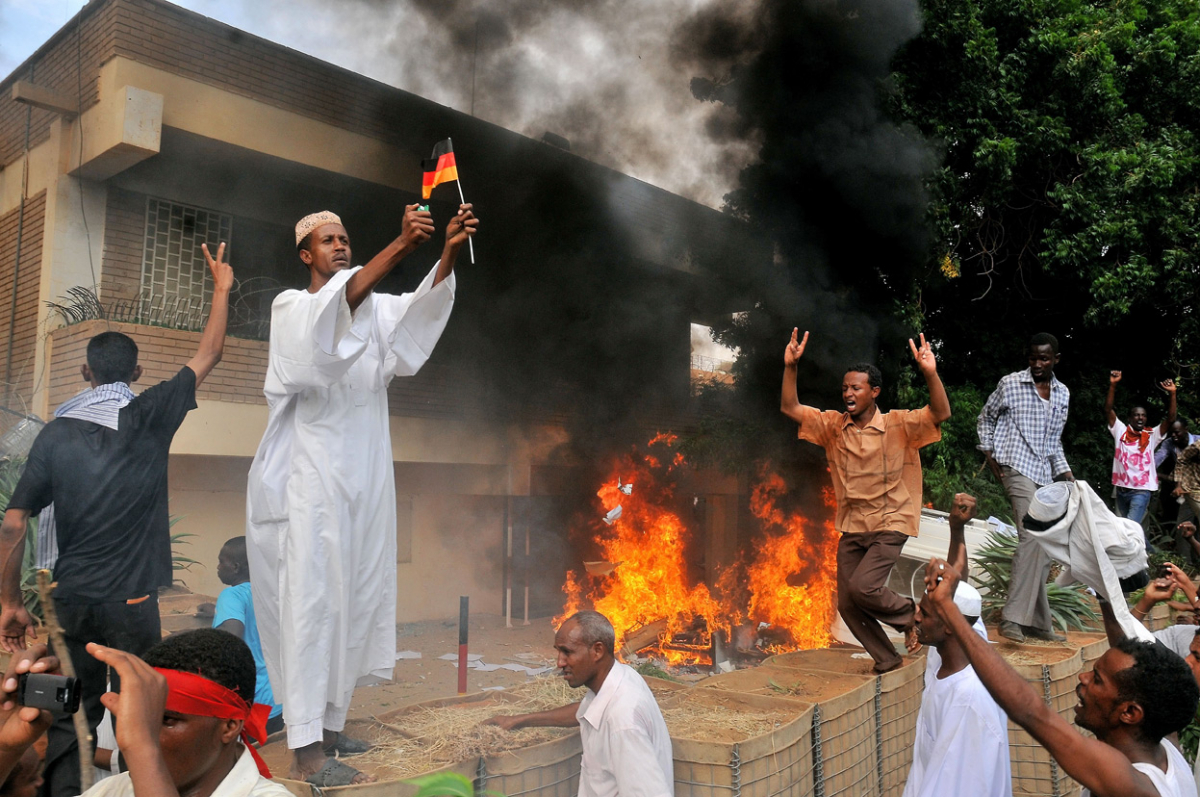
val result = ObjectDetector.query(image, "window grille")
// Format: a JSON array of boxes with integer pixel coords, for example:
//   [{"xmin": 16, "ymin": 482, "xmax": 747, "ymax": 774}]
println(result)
[{"xmin": 141, "ymin": 198, "xmax": 232, "ymax": 308}]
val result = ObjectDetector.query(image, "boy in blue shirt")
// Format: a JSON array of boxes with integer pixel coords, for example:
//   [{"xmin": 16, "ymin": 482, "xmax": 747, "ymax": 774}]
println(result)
[{"xmin": 214, "ymin": 536, "xmax": 284, "ymax": 734}]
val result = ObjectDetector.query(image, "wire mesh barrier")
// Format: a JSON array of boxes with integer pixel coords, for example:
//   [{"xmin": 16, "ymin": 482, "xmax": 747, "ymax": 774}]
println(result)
[
  {"xmin": 1072, "ymin": 632, "xmax": 1110, "ymax": 673},
  {"xmin": 695, "ymin": 666, "xmax": 879, "ymax": 797},
  {"xmin": 477, "ymin": 733, "xmax": 582, "ymax": 797},
  {"xmin": 1002, "ymin": 648, "xmax": 1084, "ymax": 797},
  {"xmin": 653, "ymin": 682, "xmax": 816, "ymax": 797},
  {"xmin": 762, "ymin": 651, "xmax": 926, "ymax": 797}
]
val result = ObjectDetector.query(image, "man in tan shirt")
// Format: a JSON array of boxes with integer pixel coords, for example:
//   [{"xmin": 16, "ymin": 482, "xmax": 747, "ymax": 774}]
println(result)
[{"xmin": 781, "ymin": 330, "xmax": 951, "ymax": 672}]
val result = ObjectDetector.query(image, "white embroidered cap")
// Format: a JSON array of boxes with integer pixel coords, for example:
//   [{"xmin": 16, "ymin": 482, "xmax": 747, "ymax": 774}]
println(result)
[
  {"xmin": 953, "ymin": 581, "xmax": 983, "ymax": 617},
  {"xmin": 1028, "ymin": 482, "xmax": 1071, "ymax": 523},
  {"xmin": 295, "ymin": 211, "xmax": 343, "ymax": 246}
]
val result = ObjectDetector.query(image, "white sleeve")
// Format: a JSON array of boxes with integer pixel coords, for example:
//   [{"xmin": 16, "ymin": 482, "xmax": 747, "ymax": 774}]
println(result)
[
  {"xmin": 268, "ymin": 269, "xmax": 373, "ymax": 391},
  {"xmin": 903, "ymin": 706, "xmax": 1009, "ymax": 797},
  {"xmin": 372, "ymin": 262, "xmax": 455, "ymax": 379},
  {"xmin": 611, "ymin": 726, "xmax": 673, "ymax": 797},
  {"xmin": 1154, "ymin": 625, "xmax": 1197, "ymax": 661},
  {"xmin": 1111, "ymin": 419, "xmax": 1127, "ymax": 441}
]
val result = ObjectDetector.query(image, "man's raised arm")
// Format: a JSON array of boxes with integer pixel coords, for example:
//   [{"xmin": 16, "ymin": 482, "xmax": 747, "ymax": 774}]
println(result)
[
  {"xmin": 1159, "ymin": 379, "xmax": 1178, "ymax": 435},
  {"xmin": 945, "ymin": 492, "xmax": 977, "ymax": 576},
  {"xmin": 909, "ymin": 333, "xmax": 951, "ymax": 425},
  {"xmin": 184, "ymin": 242, "xmax": 234, "ymax": 388},
  {"xmin": 344, "ymin": 205, "xmax": 435, "ymax": 311},
  {"xmin": 432, "ymin": 204, "xmax": 478, "ymax": 288},
  {"xmin": 780, "ymin": 328, "xmax": 809, "ymax": 425},
  {"xmin": 1104, "ymin": 371, "xmax": 1120, "ymax": 428},
  {"xmin": 924, "ymin": 558, "xmax": 1160, "ymax": 797}
]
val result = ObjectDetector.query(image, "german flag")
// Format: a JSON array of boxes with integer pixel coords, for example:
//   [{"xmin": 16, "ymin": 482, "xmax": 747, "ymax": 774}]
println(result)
[{"xmin": 421, "ymin": 139, "xmax": 458, "ymax": 199}]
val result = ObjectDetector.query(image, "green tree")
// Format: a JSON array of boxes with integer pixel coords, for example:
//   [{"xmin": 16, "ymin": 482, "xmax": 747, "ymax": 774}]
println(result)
[{"xmin": 890, "ymin": 0, "xmax": 1200, "ymax": 489}]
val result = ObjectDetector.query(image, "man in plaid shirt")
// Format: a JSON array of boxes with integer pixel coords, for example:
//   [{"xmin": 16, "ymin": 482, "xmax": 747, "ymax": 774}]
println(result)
[{"xmin": 977, "ymin": 333, "xmax": 1074, "ymax": 643}]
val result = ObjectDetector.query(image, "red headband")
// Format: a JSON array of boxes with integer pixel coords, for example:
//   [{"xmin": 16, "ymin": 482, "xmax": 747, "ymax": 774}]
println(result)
[{"xmin": 155, "ymin": 668, "xmax": 272, "ymax": 778}]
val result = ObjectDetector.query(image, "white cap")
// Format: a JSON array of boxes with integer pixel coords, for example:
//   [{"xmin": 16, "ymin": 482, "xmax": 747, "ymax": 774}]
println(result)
[
  {"xmin": 295, "ymin": 211, "xmax": 343, "ymax": 246},
  {"xmin": 953, "ymin": 581, "xmax": 983, "ymax": 617},
  {"xmin": 1028, "ymin": 482, "xmax": 1071, "ymax": 523}
]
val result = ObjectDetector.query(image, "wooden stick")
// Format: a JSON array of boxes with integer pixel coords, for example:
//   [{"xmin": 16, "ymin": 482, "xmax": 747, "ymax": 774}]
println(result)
[{"xmin": 37, "ymin": 570, "xmax": 93, "ymax": 792}]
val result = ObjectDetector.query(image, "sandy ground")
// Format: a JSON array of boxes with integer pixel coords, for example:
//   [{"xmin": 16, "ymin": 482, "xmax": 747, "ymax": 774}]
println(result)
[{"xmin": 346, "ymin": 613, "xmax": 563, "ymax": 719}]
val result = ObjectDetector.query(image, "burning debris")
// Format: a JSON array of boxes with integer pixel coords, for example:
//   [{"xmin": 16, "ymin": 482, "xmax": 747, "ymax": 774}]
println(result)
[{"xmin": 559, "ymin": 435, "xmax": 838, "ymax": 667}]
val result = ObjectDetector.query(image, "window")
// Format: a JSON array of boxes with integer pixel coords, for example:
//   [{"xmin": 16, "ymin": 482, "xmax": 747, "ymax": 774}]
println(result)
[{"xmin": 141, "ymin": 198, "xmax": 232, "ymax": 308}]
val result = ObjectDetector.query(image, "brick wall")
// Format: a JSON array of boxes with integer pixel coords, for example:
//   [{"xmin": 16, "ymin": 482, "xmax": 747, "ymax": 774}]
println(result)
[
  {"xmin": 0, "ymin": 2, "xmax": 117, "ymax": 168},
  {"xmin": 46, "ymin": 319, "xmax": 476, "ymax": 421},
  {"xmin": 48, "ymin": 320, "xmax": 268, "ymax": 408},
  {"xmin": 0, "ymin": 190, "xmax": 47, "ymax": 407},
  {"xmin": 100, "ymin": 187, "xmax": 145, "ymax": 303}
]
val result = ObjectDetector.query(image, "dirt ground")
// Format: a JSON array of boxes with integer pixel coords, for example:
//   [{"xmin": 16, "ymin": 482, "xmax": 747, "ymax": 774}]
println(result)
[{"xmin": 344, "ymin": 613, "xmax": 563, "ymax": 719}]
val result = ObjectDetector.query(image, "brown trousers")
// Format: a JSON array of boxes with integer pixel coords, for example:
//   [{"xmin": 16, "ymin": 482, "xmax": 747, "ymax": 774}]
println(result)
[{"xmin": 837, "ymin": 530, "xmax": 914, "ymax": 671}]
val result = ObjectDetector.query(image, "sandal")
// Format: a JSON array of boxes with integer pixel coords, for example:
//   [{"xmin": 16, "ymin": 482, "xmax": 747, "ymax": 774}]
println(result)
[{"xmin": 306, "ymin": 758, "xmax": 367, "ymax": 787}]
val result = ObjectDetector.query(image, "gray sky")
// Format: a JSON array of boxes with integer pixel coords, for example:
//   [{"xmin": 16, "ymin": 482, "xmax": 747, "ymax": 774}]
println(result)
[{"xmin": 0, "ymin": 0, "xmax": 754, "ymax": 207}]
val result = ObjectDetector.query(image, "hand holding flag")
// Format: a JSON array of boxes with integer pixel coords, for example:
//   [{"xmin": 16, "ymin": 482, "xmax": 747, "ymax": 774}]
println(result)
[{"xmin": 421, "ymin": 138, "xmax": 474, "ymax": 264}]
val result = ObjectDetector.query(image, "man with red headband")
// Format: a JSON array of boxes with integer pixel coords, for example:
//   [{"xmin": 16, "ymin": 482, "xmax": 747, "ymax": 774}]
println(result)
[{"xmin": 80, "ymin": 629, "xmax": 287, "ymax": 797}]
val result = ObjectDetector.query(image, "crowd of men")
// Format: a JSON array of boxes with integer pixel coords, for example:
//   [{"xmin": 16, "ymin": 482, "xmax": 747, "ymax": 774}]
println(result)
[{"xmin": 1, "ymin": 192, "xmax": 1200, "ymax": 797}]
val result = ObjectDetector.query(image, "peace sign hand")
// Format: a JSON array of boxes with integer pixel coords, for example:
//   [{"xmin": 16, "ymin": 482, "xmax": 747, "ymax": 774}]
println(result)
[
  {"xmin": 909, "ymin": 333, "xmax": 937, "ymax": 375},
  {"xmin": 784, "ymin": 329, "xmax": 809, "ymax": 367},
  {"xmin": 201, "ymin": 242, "xmax": 234, "ymax": 294}
]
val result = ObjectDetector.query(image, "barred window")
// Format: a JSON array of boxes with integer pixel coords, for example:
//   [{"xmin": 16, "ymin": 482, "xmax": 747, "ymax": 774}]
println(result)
[{"xmin": 141, "ymin": 198, "xmax": 232, "ymax": 309}]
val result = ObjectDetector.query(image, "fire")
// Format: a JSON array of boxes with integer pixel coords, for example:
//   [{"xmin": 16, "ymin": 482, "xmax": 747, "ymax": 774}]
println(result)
[
  {"xmin": 559, "ymin": 435, "xmax": 839, "ymax": 663},
  {"xmin": 745, "ymin": 476, "xmax": 839, "ymax": 651}
]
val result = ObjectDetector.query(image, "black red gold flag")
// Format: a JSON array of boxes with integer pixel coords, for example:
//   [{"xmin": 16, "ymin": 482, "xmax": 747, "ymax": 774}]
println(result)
[{"xmin": 421, "ymin": 139, "xmax": 459, "ymax": 199}]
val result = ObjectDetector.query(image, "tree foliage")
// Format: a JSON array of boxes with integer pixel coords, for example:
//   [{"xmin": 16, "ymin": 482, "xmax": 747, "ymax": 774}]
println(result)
[
  {"xmin": 890, "ymin": 0, "xmax": 1200, "ymax": 487},
  {"xmin": 682, "ymin": 0, "xmax": 1200, "ymax": 515}
]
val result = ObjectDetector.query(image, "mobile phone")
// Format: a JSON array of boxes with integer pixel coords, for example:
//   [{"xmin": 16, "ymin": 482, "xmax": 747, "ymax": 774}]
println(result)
[{"xmin": 18, "ymin": 673, "xmax": 81, "ymax": 715}]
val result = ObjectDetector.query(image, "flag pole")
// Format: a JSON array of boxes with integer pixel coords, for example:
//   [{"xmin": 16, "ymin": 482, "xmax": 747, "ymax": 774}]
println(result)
[{"xmin": 448, "ymin": 137, "xmax": 475, "ymax": 265}]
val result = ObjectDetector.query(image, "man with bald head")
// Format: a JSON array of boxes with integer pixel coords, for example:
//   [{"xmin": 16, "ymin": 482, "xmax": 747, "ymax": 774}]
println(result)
[
  {"xmin": 903, "ymin": 494, "xmax": 1010, "ymax": 797},
  {"xmin": 486, "ymin": 611, "xmax": 674, "ymax": 797},
  {"xmin": 246, "ymin": 203, "xmax": 477, "ymax": 785}
]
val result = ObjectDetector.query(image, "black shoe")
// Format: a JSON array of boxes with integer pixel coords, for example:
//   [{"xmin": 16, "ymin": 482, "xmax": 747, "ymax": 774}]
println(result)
[
  {"xmin": 999, "ymin": 621, "xmax": 1025, "ymax": 643},
  {"xmin": 1022, "ymin": 625, "xmax": 1066, "ymax": 642}
]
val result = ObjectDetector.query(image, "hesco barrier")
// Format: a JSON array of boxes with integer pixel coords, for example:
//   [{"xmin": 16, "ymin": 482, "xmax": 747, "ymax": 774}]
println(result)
[
  {"xmin": 265, "ymin": 691, "xmax": 576, "ymax": 797},
  {"xmin": 1000, "ymin": 646, "xmax": 1084, "ymax": 797},
  {"xmin": 1070, "ymin": 632, "xmax": 1109, "ymax": 672},
  {"xmin": 765, "ymin": 650, "xmax": 926, "ymax": 797},
  {"xmin": 698, "ymin": 665, "xmax": 878, "ymax": 797},
  {"xmin": 1142, "ymin": 603, "xmax": 1171, "ymax": 632},
  {"xmin": 478, "ymin": 732, "xmax": 582, "ymax": 797},
  {"xmin": 650, "ymin": 679, "xmax": 816, "ymax": 797}
]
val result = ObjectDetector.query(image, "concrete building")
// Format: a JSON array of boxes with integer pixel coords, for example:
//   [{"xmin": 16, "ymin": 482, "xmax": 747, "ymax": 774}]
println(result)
[{"xmin": 0, "ymin": 0, "xmax": 761, "ymax": 620}]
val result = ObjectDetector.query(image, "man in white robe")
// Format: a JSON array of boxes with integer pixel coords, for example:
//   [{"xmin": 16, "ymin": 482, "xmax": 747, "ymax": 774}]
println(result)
[
  {"xmin": 246, "ymin": 204, "xmax": 478, "ymax": 784},
  {"xmin": 904, "ymin": 494, "xmax": 1011, "ymax": 797}
]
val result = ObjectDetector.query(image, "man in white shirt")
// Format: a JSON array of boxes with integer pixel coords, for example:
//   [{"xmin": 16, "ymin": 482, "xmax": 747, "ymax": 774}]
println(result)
[
  {"xmin": 903, "ymin": 494, "xmax": 1010, "ymax": 797},
  {"xmin": 246, "ymin": 205, "xmax": 476, "ymax": 784},
  {"xmin": 924, "ymin": 556, "xmax": 1199, "ymax": 797},
  {"xmin": 485, "ymin": 611, "xmax": 673, "ymax": 797},
  {"xmin": 1104, "ymin": 370, "xmax": 1177, "ymax": 549}
]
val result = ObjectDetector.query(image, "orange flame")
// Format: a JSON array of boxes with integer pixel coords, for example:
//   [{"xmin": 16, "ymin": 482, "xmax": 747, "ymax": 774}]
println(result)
[{"xmin": 559, "ymin": 436, "xmax": 839, "ymax": 663}]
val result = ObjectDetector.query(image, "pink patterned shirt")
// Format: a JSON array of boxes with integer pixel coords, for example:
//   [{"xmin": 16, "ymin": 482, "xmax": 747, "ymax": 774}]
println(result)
[{"xmin": 1110, "ymin": 419, "xmax": 1164, "ymax": 490}]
